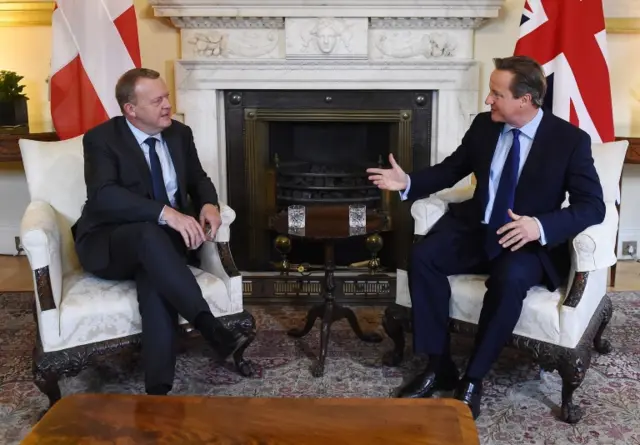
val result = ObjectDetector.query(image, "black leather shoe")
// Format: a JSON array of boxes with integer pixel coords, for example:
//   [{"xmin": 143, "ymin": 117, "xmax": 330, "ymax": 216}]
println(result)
[
  {"xmin": 397, "ymin": 365, "xmax": 459, "ymax": 398},
  {"xmin": 454, "ymin": 380, "xmax": 482, "ymax": 420},
  {"xmin": 210, "ymin": 325, "xmax": 248, "ymax": 360}
]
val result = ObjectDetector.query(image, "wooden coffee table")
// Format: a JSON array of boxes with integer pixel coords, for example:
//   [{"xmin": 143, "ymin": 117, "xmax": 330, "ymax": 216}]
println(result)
[{"xmin": 22, "ymin": 394, "xmax": 480, "ymax": 444}]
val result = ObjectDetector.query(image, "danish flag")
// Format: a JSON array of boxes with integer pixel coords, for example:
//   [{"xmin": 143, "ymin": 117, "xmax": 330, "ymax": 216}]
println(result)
[
  {"xmin": 50, "ymin": 0, "xmax": 141, "ymax": 140},
  {"xmin": 514, "ymin": 0, "xmax": 614, "ymax": 143}
]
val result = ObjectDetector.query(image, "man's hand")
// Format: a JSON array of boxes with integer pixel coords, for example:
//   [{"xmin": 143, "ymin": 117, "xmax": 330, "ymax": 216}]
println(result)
[
  {"xmin": 162, "ymin": 206, "xmax": 206, "ymax": 250},
  {"xmin": 199, "ymin": 203, "xmax": 222, "ymax": 241},
  {"xmin": 366, "ymin": 153, "xmax": 409, "ymax": 191},
  {"xmin": 496, "ymin": 209, "xmax": 541, "ymax": 251}
]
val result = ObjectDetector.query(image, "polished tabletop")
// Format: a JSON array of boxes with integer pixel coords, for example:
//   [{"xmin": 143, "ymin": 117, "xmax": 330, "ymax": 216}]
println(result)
[
  {"xmin": 269, "ymin": 205, "xmax": 390, "ymax": 240},
  {"xmin": 22, "ymin": 393, "xmax": 480, "ymax": 445}
]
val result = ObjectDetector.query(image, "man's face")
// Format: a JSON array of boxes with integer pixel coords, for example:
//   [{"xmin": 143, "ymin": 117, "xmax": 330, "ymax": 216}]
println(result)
[
  {"xmin": 127, "ymin": 77, "xmax": 172, "ymax": 132},
  {"xmin": 484, "ymin": 69, "xmax": 527, "ymax": 124}
]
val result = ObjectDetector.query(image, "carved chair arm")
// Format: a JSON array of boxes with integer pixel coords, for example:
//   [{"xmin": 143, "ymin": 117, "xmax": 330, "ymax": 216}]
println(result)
[
  {"xmin": 562, "ymin": 201, "xmax": 618, "ymax": 308},
  {"xmin": 20, "ymin": 201, "xmax": 63, "ymax": 311},
  {"xmin": 570, "ymin": 202, "xmax": 618, "ymax": 273},
  {"xmin": 198, "ymin": 202, "xmax": 243, "ymax": 310}
]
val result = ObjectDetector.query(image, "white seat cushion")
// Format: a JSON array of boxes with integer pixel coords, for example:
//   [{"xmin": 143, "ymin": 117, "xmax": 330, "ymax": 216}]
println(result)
[
  {"xmin": 449, "ymin": 275, "xmax": 563, "ymax": 345},
  {"xmin": 40, "ymin": 266, "xmax": 232, "ymax": 352}
]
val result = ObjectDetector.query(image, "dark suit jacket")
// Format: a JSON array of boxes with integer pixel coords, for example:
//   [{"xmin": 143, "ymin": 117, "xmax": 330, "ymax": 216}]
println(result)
[
  {"xmin": 407, "ymin": 111, "xmax": 606, "ymax": 290},
  {"xmin": 71, "ymin": 116, "xmax": 219, "ymax": 272}
]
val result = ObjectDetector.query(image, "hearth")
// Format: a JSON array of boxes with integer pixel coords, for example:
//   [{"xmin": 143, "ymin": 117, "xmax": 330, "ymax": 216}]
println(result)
[{"xmin": 223, "ymin": 90, "xmax": 433, "ymax": 275}]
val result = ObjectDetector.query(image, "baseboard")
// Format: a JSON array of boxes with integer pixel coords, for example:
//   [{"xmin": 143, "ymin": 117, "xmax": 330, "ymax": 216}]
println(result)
[
  {"xmin": 0, "ymin": 224, "xmax": 21, "ymax": 255},
  {"xmin": 617, "ymin": 229, "xmax": 640, "ymax": 260}
]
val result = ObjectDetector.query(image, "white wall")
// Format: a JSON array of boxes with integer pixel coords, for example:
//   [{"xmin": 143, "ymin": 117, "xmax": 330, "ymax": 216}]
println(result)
[{"xmin": 1, "ymin": 0, "xmax": 639, "ymax": 258}]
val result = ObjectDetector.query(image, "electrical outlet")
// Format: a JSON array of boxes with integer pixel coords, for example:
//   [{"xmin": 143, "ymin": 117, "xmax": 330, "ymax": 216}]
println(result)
[
  {"xmin": 622, "ymin": 241, "xmax": 637, "ymax": 257},
  {"xmin": 14, "ymin": 236, "xmax": 23, "ymax": 255}
]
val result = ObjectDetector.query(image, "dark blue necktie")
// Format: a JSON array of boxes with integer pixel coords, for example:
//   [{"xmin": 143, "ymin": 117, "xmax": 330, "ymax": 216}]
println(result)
[
  {"xmin": 145, "ymin": 137, "xmax": 171, "ymax": 206},
  {"xmin": 485, "ymin": 128, "xmax": 521, "ymax": 259}
]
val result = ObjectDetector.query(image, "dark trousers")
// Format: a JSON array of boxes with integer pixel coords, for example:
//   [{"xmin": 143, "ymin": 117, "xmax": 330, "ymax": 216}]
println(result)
[
  {"xmin": 409, "ymin": 213, "xmax": 544, "ymax": 380},
  {"xmin": 80, "ymin": 222, "xmax": 211, "ymax": 392}
]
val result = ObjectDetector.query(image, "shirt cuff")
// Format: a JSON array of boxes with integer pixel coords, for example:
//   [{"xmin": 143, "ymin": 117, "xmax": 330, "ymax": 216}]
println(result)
[
  {"xmin": 398, "ymin": 174, "xmax": 411, "ymax": 201},
  {"xmin": 534, "ymin": 217, "xmax": 547, "ymax": 246},
  {"xmin": 158, "ymin": 205, "xmax": 167, "ymax": 225}
]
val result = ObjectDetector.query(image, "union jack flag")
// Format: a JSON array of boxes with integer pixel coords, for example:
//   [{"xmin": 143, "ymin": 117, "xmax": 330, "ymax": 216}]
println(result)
[{"xmin": 514, "ymin": 0, "xmax": 614, "ymax": 143}]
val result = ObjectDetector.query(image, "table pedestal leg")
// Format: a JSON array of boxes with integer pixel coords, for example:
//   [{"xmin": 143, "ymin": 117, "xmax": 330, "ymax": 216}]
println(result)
[{"xmin": 287, "ymin": 240, "xmax": 382, "ymax": 377}]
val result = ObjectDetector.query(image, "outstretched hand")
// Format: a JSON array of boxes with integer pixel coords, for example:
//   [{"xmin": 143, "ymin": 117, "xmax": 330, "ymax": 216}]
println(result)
[
  {"xmin": 496, "ymin": 209, "xmax": 541, "ymax": 251},
  {"xmin": 366, "ymin": 153, "xmax": 409, "ymax": 191}
]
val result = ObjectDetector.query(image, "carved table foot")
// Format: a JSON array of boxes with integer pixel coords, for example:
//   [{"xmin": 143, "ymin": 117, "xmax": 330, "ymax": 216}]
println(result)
[
  {"xmin": 337, "ymin": 305, "xmax": 382, "ymax": 343},
  {"xmin": 287, "ymin": 303, "xmax": 324, "ymax": 338}
]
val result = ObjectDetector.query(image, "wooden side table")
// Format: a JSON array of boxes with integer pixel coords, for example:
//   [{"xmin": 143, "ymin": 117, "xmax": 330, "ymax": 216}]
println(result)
[
  {"xmin": 269, "ymin": 205, "xmax": 391, "ymax": 377},
  {"xmin": 0, "ymin": 124, "xmax": 58, "ymax": 163}
]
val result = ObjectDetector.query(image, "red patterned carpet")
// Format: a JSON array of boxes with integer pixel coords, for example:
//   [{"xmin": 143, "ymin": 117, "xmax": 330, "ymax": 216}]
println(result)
[{"xmin": 1, "ymin": 291, "xmax": 639, "ymax": 444}]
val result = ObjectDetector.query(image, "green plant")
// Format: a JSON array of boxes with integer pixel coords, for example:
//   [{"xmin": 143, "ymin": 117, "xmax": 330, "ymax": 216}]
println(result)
[{"xmin": 0, "ymin": 70, "xmax": 28, "ymax": 102}]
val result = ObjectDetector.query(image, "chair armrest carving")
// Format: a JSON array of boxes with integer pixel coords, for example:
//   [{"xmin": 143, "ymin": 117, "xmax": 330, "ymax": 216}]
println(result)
[
  {"xmin": 34, "ymin": 267, "xmax": 56, "ymax": 311},
  {"xmin": 20, "ymin": 201, "xmax": 63, "ymax": 310},
  {"xmin": 562, "ymin": 271, "xmax": 589, "ymax": 308}
]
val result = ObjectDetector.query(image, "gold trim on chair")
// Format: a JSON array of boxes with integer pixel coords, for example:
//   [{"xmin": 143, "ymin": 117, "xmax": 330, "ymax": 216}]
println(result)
[
  {"xmin": 0, "ymin": 1, "xmax": 54, "ymax": 27},
  {"xmin": 606, "ymin": 18, "xmax": 640, "ymax": 34}
]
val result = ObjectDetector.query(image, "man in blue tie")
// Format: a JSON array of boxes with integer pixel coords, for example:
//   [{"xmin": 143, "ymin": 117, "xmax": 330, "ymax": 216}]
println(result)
[
  {"xmin": 72, "ymin": 68, "xmax": 248, "ymax": 396},
  {"xmin": 366, "ymin": 56, "xmax": 605, "ymax": 419}
]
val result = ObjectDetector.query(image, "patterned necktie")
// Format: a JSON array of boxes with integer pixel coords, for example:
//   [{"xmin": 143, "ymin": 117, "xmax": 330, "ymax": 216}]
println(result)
[
  {"xmin": 145, "ymin": 137, "xmax": 171, "ymax": 206},
  {"xmin": 485, "ymin": 128, "xmax": 521, "ymax": 259}
]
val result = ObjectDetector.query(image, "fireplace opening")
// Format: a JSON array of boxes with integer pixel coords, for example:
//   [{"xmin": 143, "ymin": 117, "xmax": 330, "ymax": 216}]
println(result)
[
  {"xmin": 223, "ymin": 90, "xmax": 433, "ymax": 273},
  {"xmin": 269, "ymin": 120, "xmax": 391, "ymax": 208}
]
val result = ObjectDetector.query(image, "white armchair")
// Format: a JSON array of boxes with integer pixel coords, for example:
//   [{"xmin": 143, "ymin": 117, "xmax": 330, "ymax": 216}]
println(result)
[
  {"xmin": 384, "ymin": 139, "xmax": 628, "ymax": 424},
  {"xmin": 18, "ymin": 135, "xmax": 255, "ymax": 409}
]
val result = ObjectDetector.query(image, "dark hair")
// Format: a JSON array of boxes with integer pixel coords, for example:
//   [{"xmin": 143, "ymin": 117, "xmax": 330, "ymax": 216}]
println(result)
[
  {"xmin": 493, "ymin": 56, "xmax": 546, "ymax": 107},
  {"xmin": 115, "ymin": 68, "xmax": 161, "ymax": 112}
]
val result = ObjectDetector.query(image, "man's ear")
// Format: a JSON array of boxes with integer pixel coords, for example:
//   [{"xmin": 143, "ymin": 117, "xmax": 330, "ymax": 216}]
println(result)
[{"xmin": 123, "ymin": 102, "xmax": 135, "ymax": 118}]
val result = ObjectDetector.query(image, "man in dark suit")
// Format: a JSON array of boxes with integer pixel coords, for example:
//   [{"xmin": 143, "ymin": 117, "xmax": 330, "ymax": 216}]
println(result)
[
  {"xmin": 366, "ymin": 56, "xmax": 605, "ymax": 419},
  {"xmin": 72, "ymin": 68, "xmax": 246, "ymax": 396}
]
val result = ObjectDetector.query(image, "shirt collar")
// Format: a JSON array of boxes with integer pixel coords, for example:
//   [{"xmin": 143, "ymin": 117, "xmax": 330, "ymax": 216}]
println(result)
[
  {"xmin": 125, "ymin": 119, "xmax": 163, "ymax": 146},
  {"xmin": 502, "ymin": 107, "xmax": 543, "ymax": 140}
]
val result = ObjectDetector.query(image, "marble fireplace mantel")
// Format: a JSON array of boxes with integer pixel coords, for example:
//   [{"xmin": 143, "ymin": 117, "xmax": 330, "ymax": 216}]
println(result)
[{"xmin": 149, "ymin": 0, "xmax": 505, "ymax": 202}]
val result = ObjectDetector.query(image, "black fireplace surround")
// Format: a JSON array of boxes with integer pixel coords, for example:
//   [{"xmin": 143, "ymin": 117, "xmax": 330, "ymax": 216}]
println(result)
[{"xmin": 224, "ymin": 90, "xmax": 433, "ymax": 272}]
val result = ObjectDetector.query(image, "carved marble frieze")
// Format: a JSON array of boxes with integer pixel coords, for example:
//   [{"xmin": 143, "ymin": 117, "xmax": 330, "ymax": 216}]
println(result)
[
  {"xmin": 285, "ymin": 17, "xmax": 368, "ymax": 60},
  {"xmin": 179, "ymin": 18, "xmax": 471, "ymax": 60},
  {"xmin": 182, "ymin": 29, "xmax": 283, "ymax": 59},
  {"xmin": 370, "ymin": 30, "xmax": 463, "ymax": 60}
]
